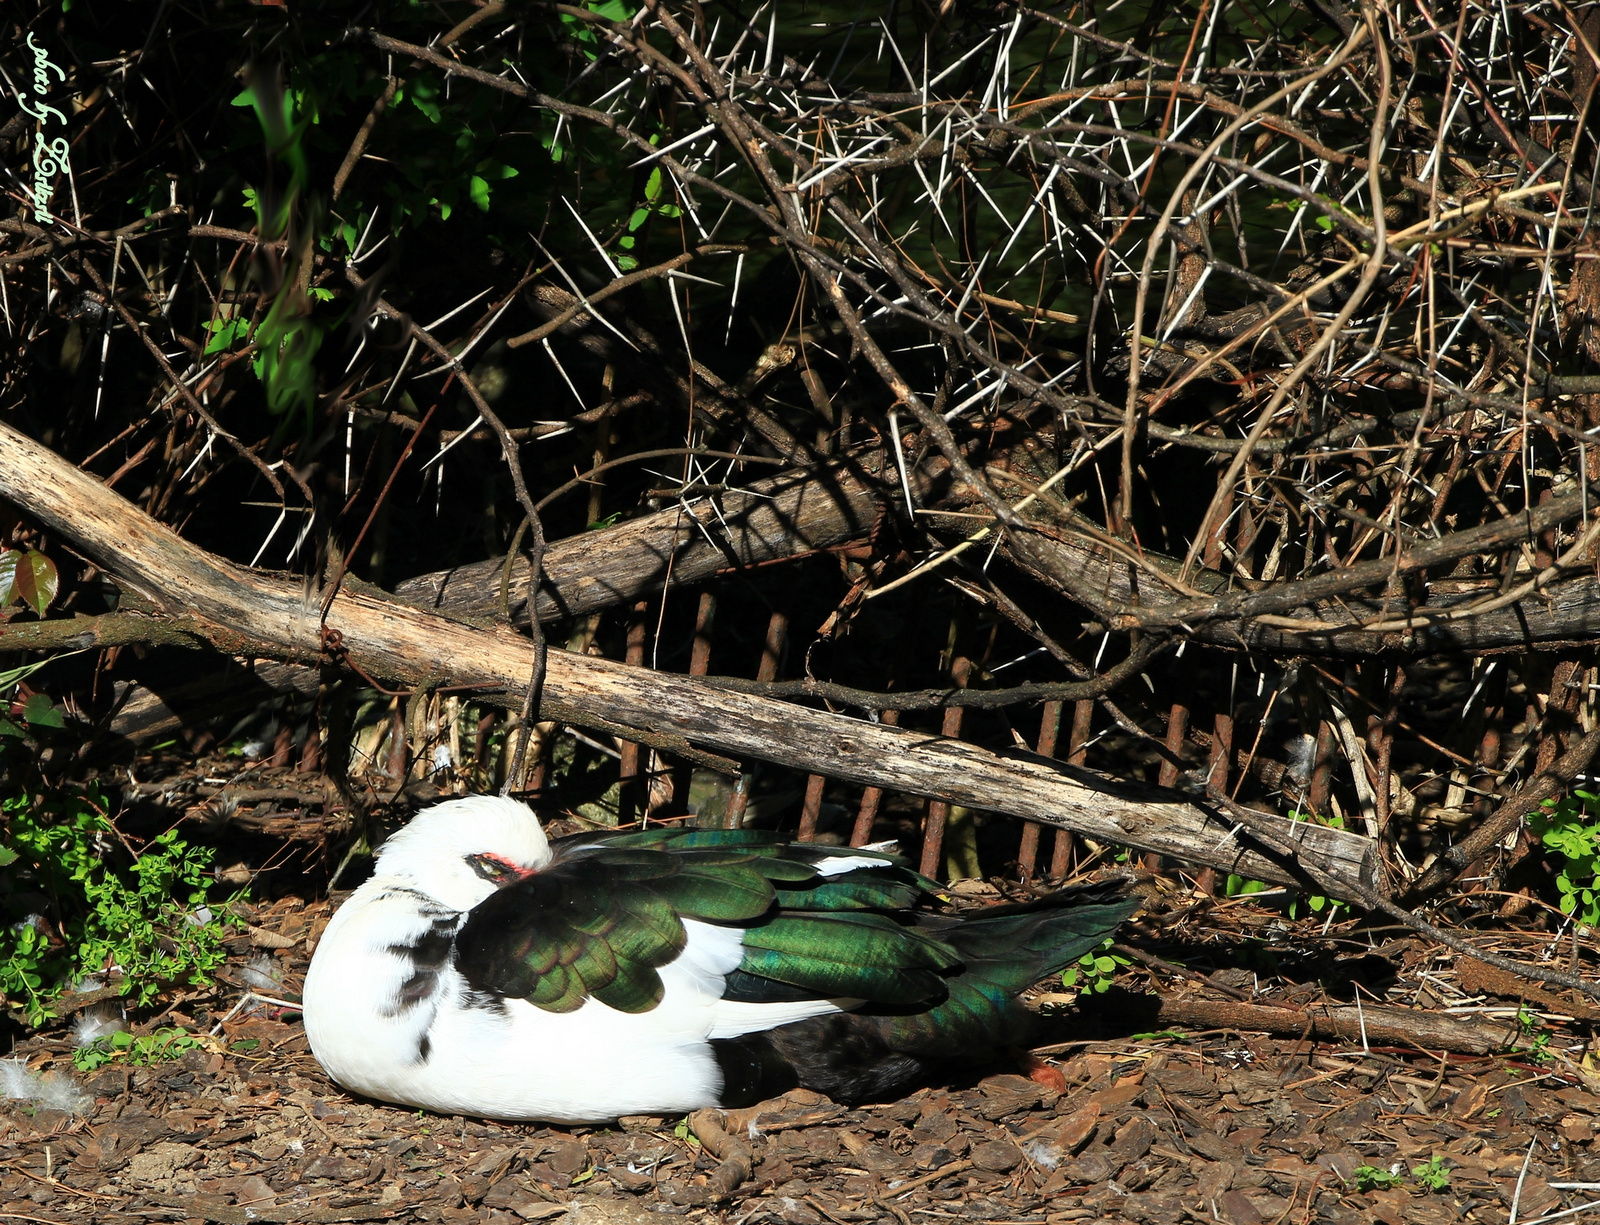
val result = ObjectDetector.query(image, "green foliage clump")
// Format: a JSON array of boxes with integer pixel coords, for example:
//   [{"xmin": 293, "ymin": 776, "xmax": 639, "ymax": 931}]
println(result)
[
  {"xmin": 0, "ymin": 789, "xmax": 243, "ymax": 1026},
  {"xmin": 1225, "ymin": 811, "xmax": 1346, "ymax": 920},
  {"xmin": 616, "ymin": 166, "xmax": 683, "ymax": 271},
  {"xmin": 1411, "ymin": 1155, "xmax": 1452, "ymax": 1192},
  {"xmin": 1349, "ymin": 1157, "xmax": 1451, "ymax": 1193},
  {"xmin": 1532, "ymin": 790, "xmax": 1600, "ymax": 927},
  {"xmin": 228, "ymin": 74, "xmax": 325, "ymax": 432},
  {"xmin": 1352, "ymin": 1163, "xmax": 1401, "ymax": 1191},
  {"xmin": 1516, "ymin": 1005, "xmax": 1555, "ymax": 1064},
  {"xmin": 0, "ymin": 547, "xmax": 66, "ymax": 738},
  {"xmin": 72, "ymin": 1026, "xmax": 205, "ymax": 1072},
  {"xmin": 0, "ymin": 655, "xmax": 68, "ymax": 741},
  {"xmin": 1061, "ymin": 937, "xmax": 1128, "ymax": 994},
  {"xmin": 0, "ymin": 547, "xmax": 58, "ymax": 619}
]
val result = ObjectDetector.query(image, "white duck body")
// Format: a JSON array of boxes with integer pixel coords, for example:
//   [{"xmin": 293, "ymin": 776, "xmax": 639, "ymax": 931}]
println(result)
[
  {"xmin": 303, "ymin": 796, "xmax": 1136, "ymax": 1123},
  {"xmin": 302, "ymin": 798, "xmax": 848, "ymax": 1121}
]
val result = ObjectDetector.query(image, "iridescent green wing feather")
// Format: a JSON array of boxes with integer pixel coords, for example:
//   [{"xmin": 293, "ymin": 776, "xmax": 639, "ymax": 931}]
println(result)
[
  {"xmin": 456, "ymin": 829, "xmax": 946, "ymax": 1016},
  {"xmin": 456, "ymin": 844, "xmax": 775, "ymax": 1013},
  {"xmin": 863, "ymin": 884, "xmax": 1140, "ymax": 1056},
  {"xmin": 735, "ymin": 911, "xmax": 961, "ymax": 1006}
]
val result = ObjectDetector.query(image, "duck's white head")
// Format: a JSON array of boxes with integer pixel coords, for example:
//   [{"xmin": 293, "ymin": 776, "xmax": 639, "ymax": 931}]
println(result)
[{"xmin": 373, "ymin": 795, "xmax": 554, "ymax": 913}]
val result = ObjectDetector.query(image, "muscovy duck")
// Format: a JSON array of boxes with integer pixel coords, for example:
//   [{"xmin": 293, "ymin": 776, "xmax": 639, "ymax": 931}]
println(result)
[{"xmin": 302, "ymin": 796, "xmax": 1135, "ymax": 1122}]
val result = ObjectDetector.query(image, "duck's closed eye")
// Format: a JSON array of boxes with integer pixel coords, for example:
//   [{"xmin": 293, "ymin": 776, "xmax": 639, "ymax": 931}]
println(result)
[{"xmin": 467, "ymin": 853, "xmax": 516, "ymax": 882}]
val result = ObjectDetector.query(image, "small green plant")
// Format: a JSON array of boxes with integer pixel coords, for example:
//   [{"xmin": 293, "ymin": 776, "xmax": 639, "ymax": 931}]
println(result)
[
  {"xmin": 1224, "ymin": 873, "xmax": 1272, "ymax": 899},
  {"xmin": 0, "ymin": 653, "xmax": 70, "ymax": 739},
  {"xmin": 1532, "ymin": 790, "xmax": 1600, "ymax": 928},
  {"xmin": 0, "ymin": 547, "xmax": 58, "ymax": 619},
  {"xmin": 614, "ymin": 164, "xmax": 683, "ymax": 270},
  {"xmin": 1516, "ymin": 1005, "xmax": 1555, "ymax": 1064},
  {"xmin": 0, "ymin": 789, "xmax": 244, "ymax": 1025},
  {"xmin": 0, "ymin": 549, "xmax": 67, "ymax": 738},
  {"xmin": 72, "ymin": 1027, "xmax": 205, "ymax": 1072},
  {"xmin": 1411, "ymin": 1155, "xmax": 1451, "ymax": 1192},
  {"xmin": 1227, "ymin": 812, "xmax": 1346, "ymax": 919},
  {"xmin": 1061, "ymin": 938, "xmax": 1129, "ymax": 994},
  {"xmin": 1352, "ymin": 1163, "xmax": 1401, "ymax": 1190}
]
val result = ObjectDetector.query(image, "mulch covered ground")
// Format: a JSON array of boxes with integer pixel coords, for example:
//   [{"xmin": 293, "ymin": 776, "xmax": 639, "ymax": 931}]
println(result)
[{"xmin": 3, "ymin": 894, "xmax": 1598, "ymax": 1225}]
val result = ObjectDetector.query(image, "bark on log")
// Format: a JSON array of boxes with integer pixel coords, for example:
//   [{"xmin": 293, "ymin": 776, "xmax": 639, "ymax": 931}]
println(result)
[
  {"xmin": 0, "ymin": 421, "xmax": 1377, "ymax": 895},
  {"xmin": 1138, "ymin": 994, "xmax": 1518, "ymax": 1055},
  {"xmin": 394, "ymin": 448, "xmax": 911, "ymax": 625}
]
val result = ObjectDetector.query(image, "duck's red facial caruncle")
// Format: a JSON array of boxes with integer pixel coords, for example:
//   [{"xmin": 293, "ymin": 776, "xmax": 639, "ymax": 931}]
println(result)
[{"xmin": 466, "ymin": 852, "xmax": 534, "ymax": 887}]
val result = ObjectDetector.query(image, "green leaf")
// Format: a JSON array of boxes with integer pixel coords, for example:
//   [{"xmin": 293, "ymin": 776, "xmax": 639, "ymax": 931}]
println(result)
[
  {"xmin": 0, "ymin": 845, "xmax": 17, "ymax": 866},
  {"xmin": 628, "ymin": 207, "xmax": 650, "ymax": 231},
  {"xmin": 469, "ymin": 175, "xmax": 492, "ymax": 211},
  {"xmin": 13, "ymin": 550, "xmax": 59, "ymax": 617},
  {"xmin": 21, "ymin": 694, "xmax": 63, "ymax": 729},
  {"xmin": 0, "ymin": 550, "xmax": 16, "ymax": 607},
  {"xmin": 410, "ymin": 85, "xmax": 443, "ymax": 123},
  {"xmin": 204, "ymin": 317, "xmax": 251, "ymax": 355}
]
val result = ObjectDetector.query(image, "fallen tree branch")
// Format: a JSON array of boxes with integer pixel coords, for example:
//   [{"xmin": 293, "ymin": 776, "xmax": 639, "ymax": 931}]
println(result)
[
  {"xmin": 0, "ymin": 420, "xmax": 1375, "ymax": 894},
  {"xmin": 1130, "ymin": 994, "xmax": 1519, "ymax": 1055},
  {"xmin": 1110, "ymin": 482, "xmax": 1595, "ymax": 630},
  {"xmin": 88, "ymin": 659, "xmax": 318, "ymax": 750},
  {"xmin": 1456, "ymin": 955, "xmax": 1600, "ymax": 1022},
  {"xmin": 0, "ymin": 608, "xmax": 214, "ymax": 653}
]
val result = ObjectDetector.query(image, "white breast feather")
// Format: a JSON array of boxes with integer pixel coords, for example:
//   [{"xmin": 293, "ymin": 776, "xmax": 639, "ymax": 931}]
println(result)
[
  {"xmin": 812, "ymin": 855, "xmax": 900, "ymax": 877},
  {"xmin": 307, "ymin": 891, "xmax": 847, "ymax": 1122}
]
